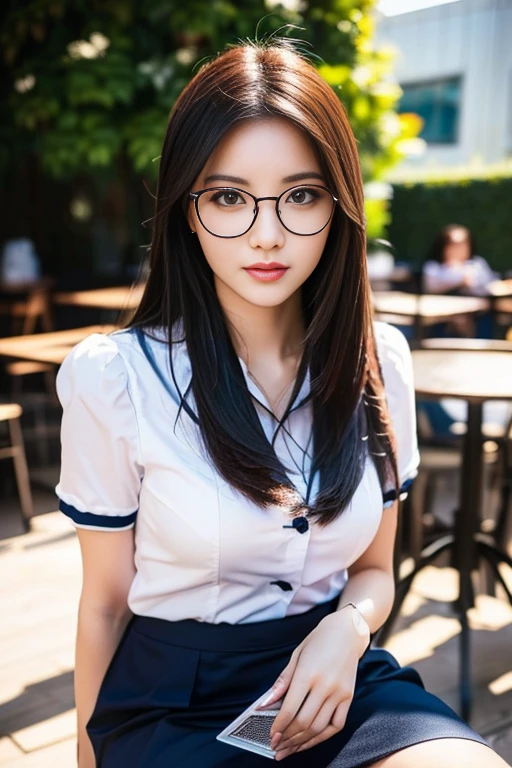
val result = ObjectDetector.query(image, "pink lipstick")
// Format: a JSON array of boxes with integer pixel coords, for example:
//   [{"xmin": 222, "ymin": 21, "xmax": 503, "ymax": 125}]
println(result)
[{"xmin": 243, "ymin": 262, "xmax": 289, "ymax": 282}]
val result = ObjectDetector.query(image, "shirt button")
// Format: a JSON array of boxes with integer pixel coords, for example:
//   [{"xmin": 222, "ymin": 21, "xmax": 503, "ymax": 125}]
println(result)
[
  {"xmin": 270, "ymin": 580, "xmax": 293, "ymax": 592},
  {"xmin": 283, "ymin": 516, "xmax": 309, "ymax": 534}
]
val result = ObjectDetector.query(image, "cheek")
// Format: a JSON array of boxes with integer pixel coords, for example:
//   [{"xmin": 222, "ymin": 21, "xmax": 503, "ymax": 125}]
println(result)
[
  {"xmin": 199, "ymin": 237, "xmax": 226, "ymax": 273},
  {"xmin": 310, "ymin": 232, "xmax": 329, "ymax": 265},
  {"xmin": 296, "ymin": 229, "xmax": 330, "ymax": 276},
  {"xmin": 196, "ymin": 234, "xmax": 232, "ymax": 276}
]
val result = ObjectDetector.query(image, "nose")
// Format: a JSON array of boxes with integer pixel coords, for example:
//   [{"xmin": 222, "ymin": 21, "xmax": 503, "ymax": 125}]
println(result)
[{"xmin": 247, "ymin": 199, "xmax": 285, "ymax": 250}]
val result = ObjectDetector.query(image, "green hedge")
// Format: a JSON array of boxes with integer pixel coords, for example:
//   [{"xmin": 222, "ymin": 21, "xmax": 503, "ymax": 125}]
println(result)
[{"xmin": 387, "ymin": 175, "xmax": 512, "ymax": 273}]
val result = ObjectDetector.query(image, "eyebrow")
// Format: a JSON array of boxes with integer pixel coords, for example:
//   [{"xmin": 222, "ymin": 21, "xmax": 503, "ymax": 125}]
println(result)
[{"xmin": 203, "ymin": 171, "xmax": 325, "ymax": 185}]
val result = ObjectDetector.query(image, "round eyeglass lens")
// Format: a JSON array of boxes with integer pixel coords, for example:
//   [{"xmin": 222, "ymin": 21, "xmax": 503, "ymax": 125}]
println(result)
[{"xmin": 196, "ymin": 185, "xmax": 335, "ymax": 237}]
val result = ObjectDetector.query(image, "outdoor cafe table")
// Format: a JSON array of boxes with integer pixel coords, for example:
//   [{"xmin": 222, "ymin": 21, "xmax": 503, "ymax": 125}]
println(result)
[
  {"xmin": 0, "ymin": 325, "xmax": 116, "ymax": 365},
  {"xmin": 372, "ymin": 291, "xmax": 489, "ymax": 341},
  {"xmin": 378, "ymin": 348, "xmax": 512, "ymax": 721},
  {"xmin": 488, "ymin": 279, "xmax": 512, "ymax": 331},
  {"xmin": 488, "ymin": 278, "xmax": 512, "ymax": 299},
  {"xmin": 53, "ymin": 284, "xmax": 144, "ymax": 311}
]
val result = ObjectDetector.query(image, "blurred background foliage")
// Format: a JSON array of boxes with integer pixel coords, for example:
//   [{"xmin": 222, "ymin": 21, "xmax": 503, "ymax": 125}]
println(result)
[
  {"xmin": 0, "ymin": 0, "xmax": 421, "ymax": 276},
  {"xmin": 1, "ymin": 2, "xmax": 417, "ymax": 205}
]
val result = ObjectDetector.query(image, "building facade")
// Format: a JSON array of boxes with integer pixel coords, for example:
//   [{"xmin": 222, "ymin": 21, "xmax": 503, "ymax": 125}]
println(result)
[{"xmin": 376, "ymin": 0, "xmax": 512, "ymax": 168}]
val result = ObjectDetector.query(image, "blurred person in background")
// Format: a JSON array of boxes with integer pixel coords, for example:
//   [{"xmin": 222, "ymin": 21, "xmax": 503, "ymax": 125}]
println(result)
[
  {"xmin": 423, "ymin": 224, "xmax": 498, "ymax": 297},
  {"xmin": 423, "ymin": 224, "xmax": 498, "ymax": 336},
  {"xmin": 56, "ymin": 40, "xmax": 506, "ymax": 768}
]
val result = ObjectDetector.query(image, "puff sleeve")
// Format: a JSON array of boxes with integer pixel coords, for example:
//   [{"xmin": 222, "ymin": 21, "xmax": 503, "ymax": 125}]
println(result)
[
  {"xmin": 374, "ymin": 322, "xmax": 420, "ymax": 505},
  {"xmin": 55, "ymin": 334, "xmax": 143, "ymax": 531}
]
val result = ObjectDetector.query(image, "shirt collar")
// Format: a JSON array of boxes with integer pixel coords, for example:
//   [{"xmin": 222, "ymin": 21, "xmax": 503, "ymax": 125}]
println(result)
[{"xmin": 142, "ymin": 322, "xmax": 311, "ymax": 419}]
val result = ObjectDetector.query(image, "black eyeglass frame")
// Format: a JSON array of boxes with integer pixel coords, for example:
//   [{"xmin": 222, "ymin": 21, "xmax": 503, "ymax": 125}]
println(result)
[{"xmin": 188, "ymin": 184, "xmax": 339, "ymax": 239}]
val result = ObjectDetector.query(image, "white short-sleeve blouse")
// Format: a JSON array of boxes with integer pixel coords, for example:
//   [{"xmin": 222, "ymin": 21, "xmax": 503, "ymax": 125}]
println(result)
[{"xmin": 56, "ymin": 321, "xmax": 419, "ymax": 624}]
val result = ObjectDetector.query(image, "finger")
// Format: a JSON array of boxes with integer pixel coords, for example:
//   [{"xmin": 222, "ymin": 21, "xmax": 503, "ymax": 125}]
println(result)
[
  {"xmin": 275, "ymin": 747, "xmax": 296, "ymax": 761},
  {"xmin": 287, "ymin": 697, "xmax": 353, "ymax": 755},
  {"xmin": 278, "ymin": 689, "xmax": 330, "ymax": 745},
  {"xmin": 331, "ymin": 697, "xmax": 351, "ymax": 731},
  {"xmin": 276, "ymin": 722, "xmax": 340, "ymax": 760},
  {"xmin": 271, "ymin": 675, "xmax": 311, "ymax": 745},
  {"xmin": 261, "ymin": 648, "xmax": 302, "ymax": 711},
  {"xmin": 278, "ymin": 694, "xmax": 337, "ymax": 751},
  {"xmin": 295, "ymin": 723, "xmax": 340, "ymax": 753}
]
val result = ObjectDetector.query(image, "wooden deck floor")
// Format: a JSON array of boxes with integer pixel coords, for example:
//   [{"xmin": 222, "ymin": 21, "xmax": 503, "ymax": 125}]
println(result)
[{"xmin": 1, "ymin": 496, "xmax": 511, "ymax": 766}]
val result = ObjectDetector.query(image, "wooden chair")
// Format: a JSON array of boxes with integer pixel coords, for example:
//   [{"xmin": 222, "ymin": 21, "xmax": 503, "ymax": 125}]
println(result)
[
  {"xmin": 490, "ymin": 412, "xmax": 512, "ymax": 556},
  {"xmin": 6, "ymin": 360, "xmax": 55, "ymax": 389},
  {"xmin": 0, "ymin": 403, "xmax": 33, "ymax": 531},
  {"xmin": 408, "ymin": 337, "xmax": 511, "ymax": 566},
  {"xmin": 5, "ymin": 360, "xmax": 57, "ymax": 466},
  {"xmin": 0, "ymin": 278, "xmax": 54, "ymax": 336}
]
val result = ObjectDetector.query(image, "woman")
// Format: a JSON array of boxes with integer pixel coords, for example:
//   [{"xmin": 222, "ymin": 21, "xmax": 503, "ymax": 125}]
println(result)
[
  {"xmin": 423, "ymin": 224, "xmax": 498, "ymax": 296},
  {"xmin": 56, "ymin": 41, "xmax": 507, "ymax": 767}
]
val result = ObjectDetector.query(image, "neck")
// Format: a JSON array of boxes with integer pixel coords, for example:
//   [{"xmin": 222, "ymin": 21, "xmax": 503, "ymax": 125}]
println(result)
[{"xmin": 214, "ymin": 277, "xmax": 305, "ymax": 366}]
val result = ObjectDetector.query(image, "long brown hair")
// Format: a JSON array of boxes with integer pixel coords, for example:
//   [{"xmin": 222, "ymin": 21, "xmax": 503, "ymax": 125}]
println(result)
[{"xmin": 130, "ymin": 39, "xmax": 399, "ymax": 525}]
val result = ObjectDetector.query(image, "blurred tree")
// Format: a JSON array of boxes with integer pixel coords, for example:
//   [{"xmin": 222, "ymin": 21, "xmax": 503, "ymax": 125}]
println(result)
[{"xmin": 1, "ymin": 0, "xmax": 417, "ymax": 241}]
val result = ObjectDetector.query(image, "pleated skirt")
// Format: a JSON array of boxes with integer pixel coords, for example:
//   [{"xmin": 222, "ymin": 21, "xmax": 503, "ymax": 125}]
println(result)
[{"xmin": 87, "ymin": 600, "xmax": 488, "ymax": 767}]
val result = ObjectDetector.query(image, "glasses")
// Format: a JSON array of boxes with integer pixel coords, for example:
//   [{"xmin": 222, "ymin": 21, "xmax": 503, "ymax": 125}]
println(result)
[{"xmin": 188, "ymin": 184, "xmax": 338, "ymax": 238}]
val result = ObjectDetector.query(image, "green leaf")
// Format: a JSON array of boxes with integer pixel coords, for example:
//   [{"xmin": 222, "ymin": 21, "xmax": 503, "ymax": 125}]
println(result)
[{"xmin": 1, "ymin": 0, "xmax": 410, "ymax": 189}]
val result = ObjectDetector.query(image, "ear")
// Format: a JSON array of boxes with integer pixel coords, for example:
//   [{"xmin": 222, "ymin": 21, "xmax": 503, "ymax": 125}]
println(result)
[{"xmin": 187, "ymin": 198, "xmax": 197, "ymax": 233}]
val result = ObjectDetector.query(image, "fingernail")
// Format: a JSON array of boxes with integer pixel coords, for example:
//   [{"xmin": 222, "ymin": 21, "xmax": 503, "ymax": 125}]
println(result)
[
  {"xmin": 258, "ymin": 692, "xmax": 275, "ymax": 709},
  {"xmin": 271, "ymin": 732, "xmax": 282, "ymax": 750}
]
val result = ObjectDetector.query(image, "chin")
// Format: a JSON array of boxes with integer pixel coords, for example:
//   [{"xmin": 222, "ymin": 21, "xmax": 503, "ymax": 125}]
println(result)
[
  {"xmin": 214, "ymin": 273, "xmax": 302, "ymax": 309},
  {"xmin": 239, "ymin": 286, "xmax": 300, "ymax": 308}
]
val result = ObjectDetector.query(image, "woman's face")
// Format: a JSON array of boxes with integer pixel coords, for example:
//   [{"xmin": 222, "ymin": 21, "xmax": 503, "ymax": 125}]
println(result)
[
  {"xmin": 443, "ymin": 231, "xmax": 471, "ymax": 265},
  {"xmin": 188, "ymin": 118, "xmax": 334, "ymax": 310}
]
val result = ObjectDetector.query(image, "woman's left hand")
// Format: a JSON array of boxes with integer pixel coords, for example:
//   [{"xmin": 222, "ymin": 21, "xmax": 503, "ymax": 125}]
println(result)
[{"xmin": 261, "ymin": 607, "xmax": 369, "ymax": 761}]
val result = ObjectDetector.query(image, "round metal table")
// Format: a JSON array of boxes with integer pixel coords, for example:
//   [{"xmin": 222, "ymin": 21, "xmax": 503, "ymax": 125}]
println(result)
[{"xmin": 372, "ymin": 292, "xmax": 489, "ymax": 341}]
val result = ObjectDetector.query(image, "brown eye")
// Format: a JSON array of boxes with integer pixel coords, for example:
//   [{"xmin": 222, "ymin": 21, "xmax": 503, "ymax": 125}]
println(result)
[
  {"xmin": 286, "ymin": 187, "xmax": 320, "ymax": 205},
  {"xmin": 210, "ymin": 190, "xmax": 245, "ymax": 206},
  {"xmin": 223, "ymin": 191, "xmax": 241, "ymax": 206},
  {"xmin": 291, "ymin": 189, "xmax": 307, "ymax": 203}
]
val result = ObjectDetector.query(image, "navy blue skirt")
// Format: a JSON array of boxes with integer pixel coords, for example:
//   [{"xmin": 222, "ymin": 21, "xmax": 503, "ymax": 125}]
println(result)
[{"xmin": 88, "ymin": 600, "xmax": 488, "ymax": 767}]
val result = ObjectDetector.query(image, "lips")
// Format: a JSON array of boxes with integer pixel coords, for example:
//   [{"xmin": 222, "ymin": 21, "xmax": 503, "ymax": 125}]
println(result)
[
  {"xmin": 245, "ymin": 262, "xmax": 288, "ymax": 270},
  {"xmin": 243, "ymin": 264, "xmax": 289, "ymax": 282}
]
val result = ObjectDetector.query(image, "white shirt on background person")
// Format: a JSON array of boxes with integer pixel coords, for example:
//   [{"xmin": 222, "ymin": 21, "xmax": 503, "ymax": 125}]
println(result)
[{"xmin": 423, "ymin": 255, "xmax": 498, "ymax": 296}]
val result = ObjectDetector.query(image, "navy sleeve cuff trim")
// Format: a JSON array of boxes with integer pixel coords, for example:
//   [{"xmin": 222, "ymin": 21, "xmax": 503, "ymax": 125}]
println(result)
[
  {"xmin": 59, "ymin": 500, "xmax": 138, "ymax": 528},
  {"xmin": 382, "ymin": 477, "xmax": 414, "ymax": 505}
]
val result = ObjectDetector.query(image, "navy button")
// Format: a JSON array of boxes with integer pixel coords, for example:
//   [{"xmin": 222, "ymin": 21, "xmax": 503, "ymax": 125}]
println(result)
[
  {"xmin": 283, "ymin": 516, "xmax": 309, "ymax": 534},
  {"xmin": 270, "ymin": 580, "xmax": 293, "ymax": 592}
]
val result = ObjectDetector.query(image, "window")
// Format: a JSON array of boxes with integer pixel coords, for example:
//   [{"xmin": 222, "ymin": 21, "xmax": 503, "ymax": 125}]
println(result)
[{"xmin": 399, "ymin": 77, "xmax": 462, "ymax": 144}]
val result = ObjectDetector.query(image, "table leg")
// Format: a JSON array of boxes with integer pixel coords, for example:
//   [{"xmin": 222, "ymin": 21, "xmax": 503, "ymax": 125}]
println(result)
[
  {"xmin": 458, "ymin": 594, "xmax": 471, "ymax": 722},
  {"xmin": 454, "ymin": 401, "xmax": 483, "ymax": 721},
  {"xmin": 412, "ymin": 313, "xmax": 423, "ymax": 344},
  {"xmin": 476, "ymin": 538, "xmax": 512, "ymax": 605}
]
